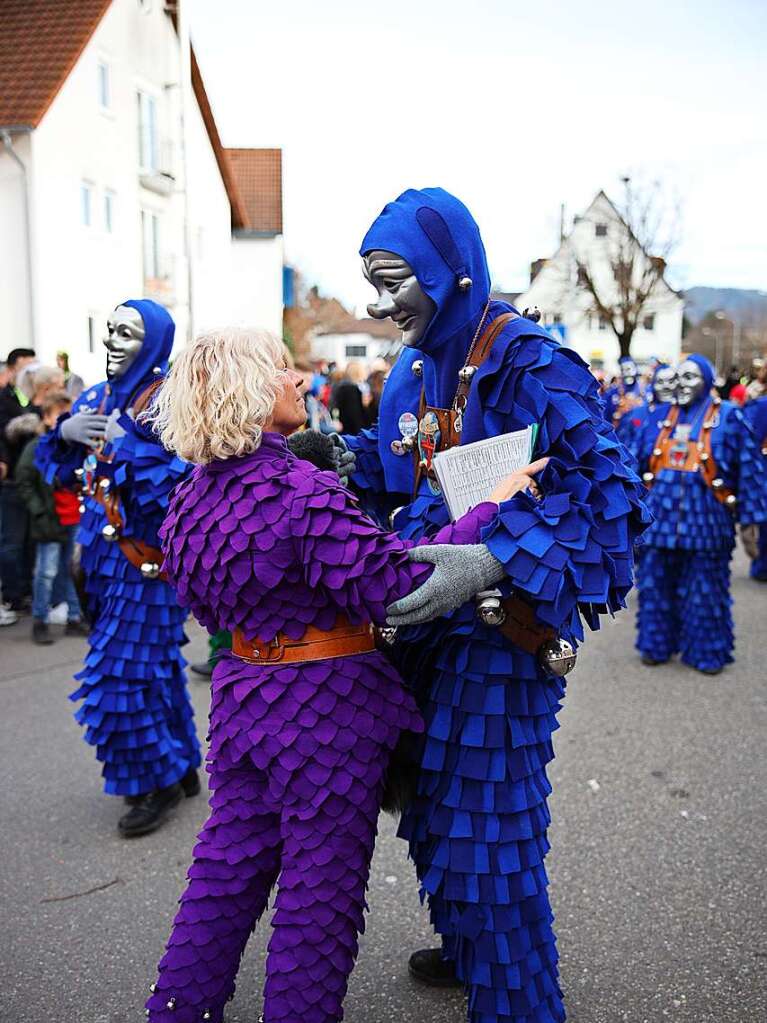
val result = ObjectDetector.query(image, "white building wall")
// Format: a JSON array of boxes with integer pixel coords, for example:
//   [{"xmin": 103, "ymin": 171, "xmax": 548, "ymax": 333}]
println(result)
[
  {"xmin": 0, "ymin": 133, "xmax": 33, "ymax": 351},
  {"xmin": 516, "ymin": 194, "xmax": 684, "ymax": 375},
  {"xmin": 310, "ymin": 332, "xmax": 393, "ymax": 366},
  {"xmin": 228, "ymin": 235, "xmax": 284, "ymax": 338}
]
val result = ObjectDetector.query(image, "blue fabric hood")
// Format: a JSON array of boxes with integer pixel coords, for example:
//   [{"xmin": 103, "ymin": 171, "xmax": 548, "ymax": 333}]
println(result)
[
  {"xmin": 360, "ymin": 188, "xmax": 494, "ymax": 491},
  {"xmin": 107, "ymin": 299, "xmax": 175, "ymax": 413}
]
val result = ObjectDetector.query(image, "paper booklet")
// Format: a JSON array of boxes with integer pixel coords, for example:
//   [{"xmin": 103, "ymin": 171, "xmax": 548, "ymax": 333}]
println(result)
[{"xmin": 432, "ymin": 425, "xmax": 538, "ymax": 521}]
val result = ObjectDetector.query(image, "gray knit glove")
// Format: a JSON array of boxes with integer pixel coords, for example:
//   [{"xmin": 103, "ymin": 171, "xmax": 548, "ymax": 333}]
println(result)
[
  {"xmin": 59, "ymin": 412, "xmax": 109, "ymax": 446},
  {"xmin": 385, "ymin": 543, "xmax": 506, "ymax": 626},
  {"xmin": 287, "ymin": 429, "xmax": 356, "ymax": 482}
]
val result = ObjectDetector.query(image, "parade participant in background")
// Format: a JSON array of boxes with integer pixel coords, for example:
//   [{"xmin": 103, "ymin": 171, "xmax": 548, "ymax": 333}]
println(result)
[
  {"xmin": 622, "ymin": 362, "xmax": 678, "ymax": 462},
  {"xmin": 0, "ymin": 347, "xmax": 37, "ymax": 610},
  {"xmin": 603, "ymin": 354, "xmax": 645, "ymax": 439},
  {"xmin": 345, "ymin": 188, "xmax": 650, "ymax": 1023},
  {"xmin": 143, "ymin": 327, "xmax": 542, "ymax": 1023},
  {"xmin": 15, "ymin": 390, "xmax": 86, "ymax": 644},
  {"xmin": 741, "ymin": 394, "xmax": 767, "ymax": 581},
  {"xmin": 56, "ymin": 350, "xmax": 85, "ymax": 399},
  {"xmin": 636, "ymin": 354, "xmax": 767, "ymax": 672},
  {"xmin": 36, "ymin": 301, "xmax": 201, "ymax": 837}
]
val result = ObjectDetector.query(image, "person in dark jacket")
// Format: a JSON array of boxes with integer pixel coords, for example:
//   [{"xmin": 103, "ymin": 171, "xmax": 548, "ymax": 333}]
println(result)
[
  {"xmin": 15, "ymin": 390, "xmax": 86, "ymax": 644},
  {"xmin": 0, "ymin": 347, "xmax": 37, "ymax": 608}
]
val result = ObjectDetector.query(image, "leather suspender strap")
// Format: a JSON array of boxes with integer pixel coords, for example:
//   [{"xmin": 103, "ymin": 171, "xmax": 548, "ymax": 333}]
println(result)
[
  {"xmin": 647, "ymin": 401, "xmax": 735, "ymax": 508},
  {"xmin": 412, "ymin": 311, "xmax": 519, "ymax": 496},
  {"xmin": 131, "ymin": 378, "xmax": 164, "ymax": 418}
]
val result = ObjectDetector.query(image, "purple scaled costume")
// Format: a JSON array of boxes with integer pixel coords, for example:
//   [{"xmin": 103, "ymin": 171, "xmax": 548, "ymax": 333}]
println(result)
[{"xmin": 146, "ymin": 431, "xmax": 497, "ymax": 1023}]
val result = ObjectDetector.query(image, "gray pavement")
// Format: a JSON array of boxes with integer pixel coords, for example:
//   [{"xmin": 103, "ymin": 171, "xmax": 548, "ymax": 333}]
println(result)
[{"xmin": 1, "ymin": 549, "xmax": 766, "ymax": 1023}]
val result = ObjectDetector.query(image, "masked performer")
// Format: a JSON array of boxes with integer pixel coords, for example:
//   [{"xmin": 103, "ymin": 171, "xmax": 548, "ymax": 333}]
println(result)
[
  {"xmin": 36, "ymin": 300, "xmax": 201, "ymax": 836},
  {"xmin": 740, "ymin": 395, "xmax": 767, "ymax": 581},
  {"xmin": 603, "ymin": 355, "xmax": 645, "ymax": 441},
  {"xmin": 636, "ymin": 354, "xmax": 767, "ymax": 673},
  {"xmin": 344, "ymin": 188, "xmax": 650, "ymax": 1023},
  {"xmin": 621, "ymin": 363, "xmax": 677, "ymax": 463},
  {"xmin": 143, "ymin": 327, "xmax": 543, "ymax": 1023}
]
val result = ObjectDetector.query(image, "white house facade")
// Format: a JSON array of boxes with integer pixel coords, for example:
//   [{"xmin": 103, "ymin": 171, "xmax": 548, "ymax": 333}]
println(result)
[
  {"xmin": 515, "ymin": 192, "xmax": 684, "ymax": 375},
  {"xmin": 0, "ymin": 0, "xmax": 284, "ymax": 385}
]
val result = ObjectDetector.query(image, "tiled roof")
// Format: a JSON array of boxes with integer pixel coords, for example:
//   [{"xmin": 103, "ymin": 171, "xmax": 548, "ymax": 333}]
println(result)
[
  {"xmin": 0, "ymin": 0, "xmax": 112, "ymax": 128},
  {"xmin": 225, "ymin": 148, "xmax": 283, "ymax": 235}
]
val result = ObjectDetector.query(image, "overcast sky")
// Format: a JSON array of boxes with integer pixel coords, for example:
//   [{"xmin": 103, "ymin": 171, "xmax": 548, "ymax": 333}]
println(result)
[{"xmin": 187, "ymin": 0, "xmax": 766, "ymax": 314}]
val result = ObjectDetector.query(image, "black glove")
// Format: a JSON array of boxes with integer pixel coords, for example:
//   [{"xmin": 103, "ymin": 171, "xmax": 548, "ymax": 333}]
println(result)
[{"xmin": 287, "ymin": 430, "xmax": 356, "ymax": 482}]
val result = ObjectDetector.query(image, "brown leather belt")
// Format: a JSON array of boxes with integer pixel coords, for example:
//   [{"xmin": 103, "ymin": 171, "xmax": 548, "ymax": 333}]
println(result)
[
  {"xmin": 498, "ymin": 595, "xmax": 556, "ymax": 655},
  {"xmin": 231, "ymin": 616, "xmax": 376, "ymax": 665}
]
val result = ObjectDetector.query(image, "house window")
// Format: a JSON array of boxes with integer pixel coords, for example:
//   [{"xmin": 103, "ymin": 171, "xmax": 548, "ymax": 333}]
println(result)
[
  {"xmin": 141, "ymin": 210, "xmax": 161, "ymax": 279},
  {"xmin": 576, "ymin": 265, "xmax": 589, "ymax": 286},
  {"xmin": 595, "ymin": 223, "xmax": 608, "ymax": 237},
  {"xmin": 345, "ymin": 344, "xmax": 367, "ymax": 359},
  {"xmin": 87, "ymin": 316, "xmax": 96, "ymax": 354},
  {"xmin": 137, "ymin": 91, "xmax": 159, "ymax": 172},
  {"xmin": 643, "ymin": 313, "xmax": 655, "ymax": 331},
  {"xmin": 97, "ymin": 61, "xmax": 111, "ymax": 109},
  {"xmin": 598, "ymin": 315, "xmax": 607, "ymax": 331},
  {"xmin": 81, "ymin": 182, "xmax": 93, "ymax": 226},
  {"xmin": 104, "ymin": 190, "xmax": 115, "ymax": 233}
]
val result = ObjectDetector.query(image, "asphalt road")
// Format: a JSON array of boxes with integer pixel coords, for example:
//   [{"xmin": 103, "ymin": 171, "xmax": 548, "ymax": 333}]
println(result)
[{"xmin": 1, "ymin": 549, "xmax": 766, "ymax": 1023}]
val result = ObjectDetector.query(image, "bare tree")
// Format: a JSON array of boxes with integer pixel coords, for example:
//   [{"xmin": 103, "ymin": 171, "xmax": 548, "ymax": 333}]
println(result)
[{"xmin": 568, "ymin": 177, "xmax": 682, "ymax": 359}]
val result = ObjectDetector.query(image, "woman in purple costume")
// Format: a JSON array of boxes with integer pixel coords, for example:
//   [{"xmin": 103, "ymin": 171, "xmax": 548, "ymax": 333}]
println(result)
[{"xmin": 145, "ymin": 328, "xmax": 546, "ymax": 1023}]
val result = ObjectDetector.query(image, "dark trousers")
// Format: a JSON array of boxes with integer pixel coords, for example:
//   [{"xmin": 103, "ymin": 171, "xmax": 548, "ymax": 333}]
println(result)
[{"xmin": 0, "ymin": 482, "xmax": 33, "ymax": 604}]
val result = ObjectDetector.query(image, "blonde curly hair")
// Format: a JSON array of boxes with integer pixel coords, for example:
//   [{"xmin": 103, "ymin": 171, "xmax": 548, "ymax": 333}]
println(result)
[{"xmin": 151, "ymin": 328, "xmax": 285, "ymax": 464}]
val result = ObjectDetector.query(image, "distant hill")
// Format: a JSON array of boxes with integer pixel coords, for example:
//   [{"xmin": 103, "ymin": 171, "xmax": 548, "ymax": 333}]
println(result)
[{"xmin": 684, "ymin": 287, "xmax": 767, "ymax": 325}]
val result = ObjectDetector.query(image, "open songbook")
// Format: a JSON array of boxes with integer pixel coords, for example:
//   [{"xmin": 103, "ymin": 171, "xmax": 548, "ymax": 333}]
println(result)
[{"xmin": 432, "ymin": 425, "xmax": 538, "ymax": 521}]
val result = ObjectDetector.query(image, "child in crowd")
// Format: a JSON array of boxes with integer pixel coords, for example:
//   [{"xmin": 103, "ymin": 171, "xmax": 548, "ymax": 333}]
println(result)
[{"xmin": 15, "ymin": 390, "xmax": 87, "ymax": 644}]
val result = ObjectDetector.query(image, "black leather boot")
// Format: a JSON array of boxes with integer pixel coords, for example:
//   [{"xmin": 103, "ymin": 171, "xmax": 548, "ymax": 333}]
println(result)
[
  {"xmin": 180, "ymin": 766, "xmax": 201, "ymax": 797},
  {"xmin": 408, "ymin": 948, "xmax": 461, "ymax": 987},
  {"xmin": 118, "ymin": 783, "xmax": 183, "ymax": 837},
  {"xmin": 32, "ymin": 618, "xmax": 54, "ymax": 645}
]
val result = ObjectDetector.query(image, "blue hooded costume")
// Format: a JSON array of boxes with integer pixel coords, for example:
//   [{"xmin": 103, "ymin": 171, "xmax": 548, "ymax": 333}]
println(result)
[
  {"xmin": 347, "ymin": 189, "xmax": 651, "ymax": 1023},
  {"xmin": 602, "ymin": 356, "xmax": 644, "ymax": 443},
  {"xmin": 36, "ymin": 300, "xmax": 201, "ymax": 797},
  {"xmin": 741, "ymin": 396, "xmax": 767, "ymax": 580},
  {"xmin": 634, "ymin": 354, "xmax": 767, "ymax": 671},
  {"xmin": 621, "ymin": 363, "xmax": 673, "ymax": 464}
]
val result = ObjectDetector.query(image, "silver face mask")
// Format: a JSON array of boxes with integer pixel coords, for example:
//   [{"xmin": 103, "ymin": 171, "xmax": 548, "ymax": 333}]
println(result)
[
  {"xmin": 676, "ymin": 360, "xmax": 707, "ymax": 407},
  {"xmin": 104, "ymin": 305, "xmax": 146, "ymax": 380},
  {"xmin": 652, "ymin": 367, "xmax": 678, "ymax": 404},
  {"xmin": 363, "ymin": 250, "xmax": 436, "ymax": 348},
  {"xmin": 620, "ymin": 359, "xmax": 638, "ymax": 386}
]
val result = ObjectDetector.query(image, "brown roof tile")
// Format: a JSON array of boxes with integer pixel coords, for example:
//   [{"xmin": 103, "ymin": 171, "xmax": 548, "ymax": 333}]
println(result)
[
  {"xmin": 0, "ymin": 0, "xmax": 112, "ymax": 128},
  {"xmin": 225, "ymin": 148, "xmax": 283, "ymax": 235}
]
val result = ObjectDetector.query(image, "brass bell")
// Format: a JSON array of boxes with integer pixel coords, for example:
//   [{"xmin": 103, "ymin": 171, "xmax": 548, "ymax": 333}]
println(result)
[
  {"xmin": 458, "ymin": 275, "xmax": 472, "ymax": 291},
  {"xmin": 102, "ymin": 523, "xmax": 121, "ymax": 542},
  {"xmin": 476, "ymin": 592, "xmax": 506, "ymax": 627},
  {"xmin": 78, "ymin": 504, "xmax": 86, "ymax": 515},
  {"xmin": 642, "ymin": 471, "xmax": 655, "ymax": 484},
  {"xmin": 699, "ymin": 451, "xmax": 709, "ymax": 462},
  {"xmin": 140, "ymin": 562, "xmax": 161, "ymax": 580},
  {"xmin": 411, "ymin": 360, "xmax": 424, "ymax": 378},
  {"xmin": 74, "ymin": 467, "xmax": 85, "ymax": 479},
  {"xmin": 458, "ymin": 365, "xmax": 477, "ymax": 385},
  {"xmin": 652, "ymin": 448, "xmax": 662, "ymax": 457},
  {"xmin": 539, "ymin": 637, "xmax": 577, "ymax": 677},
  {"xmin": 661, "ymin": 420, "xmax": 672, "ymax": 428},
  {"xmin": 712, "ymin": 477, "xmax": 724, "ymax": 490},
  {"xmin": 98, "ymin": 477, "xmax": 110, "ymax": 490},
  {"xmin": 725, "ymin": 493, "xmax": 737, "ymax": 507}
]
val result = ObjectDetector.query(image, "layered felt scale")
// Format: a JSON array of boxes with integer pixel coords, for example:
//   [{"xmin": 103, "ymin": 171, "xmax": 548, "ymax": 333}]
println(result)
[
  {"xmin": 351, "ymin": 314, "xmax": 650, "ymax": 1023},
  {"xmin": 36, "ymin": 387, "xmax": 200, "ymax": 797},
  {"xmin": 148, "ymin": 435, "xmax": 497, "ymax": 1023}
]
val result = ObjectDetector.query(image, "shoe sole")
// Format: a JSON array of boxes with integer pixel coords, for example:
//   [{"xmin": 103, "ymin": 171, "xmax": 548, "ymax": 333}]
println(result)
[{"xmin": 407, "ymin": 962, "xmax": 463, "ymax": 988}]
